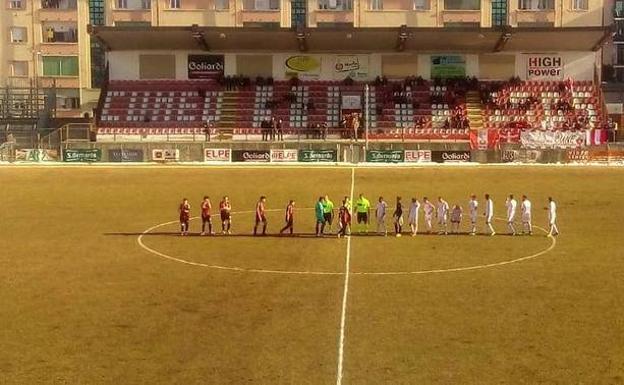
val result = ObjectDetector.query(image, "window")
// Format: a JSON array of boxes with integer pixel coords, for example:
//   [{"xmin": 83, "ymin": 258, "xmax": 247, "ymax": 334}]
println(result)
[
  {"xmin": 10, "ymin": 61, "xmax": 28, "ymax": 76},
  {"xmin": 116, "ymin": 0, "xmax": 126, "ymax": 7},
  {"xmin": 413, "ymin": 0, "xmax": 429, "ymax": 10},
  {"xmin": 10, "ymin": 27, "xmax": 26, "ymax": 43},
  {"xmin": 444, "ymin": 0, "xmax": 479, "ymax": 10},
  {"xmin": 370, "ymin": 0, "xmax": 382, "ymax": 10},
  {"xmin": 8, "ymin": 0, "xmax": 23, "ymax": 9},
  {"xmin": 319, "ymin": 0, "xmax": 352, "ymax": 9},
  {"xmin": 42, "ymin": 56, "xmax": 79, "ymax": 76},
  {"xmin": 141, "ymin": 0, "xmax": 150, "ymax": 8},
  {"xmin": 571, "ymin": 0, "xmax": 587, "ymax": 10},
  {"xmin": 491, "ymin": 0, "xmax": 507, "ymax": 25},
  {"xmin": 518, "ymin": 0, "xmax": 554, "ymax": 9},
  {"xmin": 215, "ymin": 0, "xmax": 228, "ymax": 8},
  {"xmin": 169, "ymin": 0, "xmax": 179, "ymax": 8}
]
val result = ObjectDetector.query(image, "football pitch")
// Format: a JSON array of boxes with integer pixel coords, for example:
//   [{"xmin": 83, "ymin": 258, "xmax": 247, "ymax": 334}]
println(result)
[{"xmin": 1, "ymin": 165, "xmax": 623, "ymax": 384}]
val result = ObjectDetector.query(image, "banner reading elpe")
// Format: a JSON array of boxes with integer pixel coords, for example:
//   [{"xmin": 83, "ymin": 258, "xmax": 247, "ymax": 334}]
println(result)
[
  {"xmin": 270, "ymin": 149, "xmax": 298, "ymax": 162},
  {"xmin": 366, "ymin": 150, "xmax": 404, "ymax": 163},
  {"xmin": 204, "ymin": 148, "xmax": 231, "ymax": 162},
  {"xmin": 404, "ymin": 150, "xmax": 432, "ymax": 163},
  {"xmin": 188, "ymin": 55, "xmax": 224, "ymax": 79}
]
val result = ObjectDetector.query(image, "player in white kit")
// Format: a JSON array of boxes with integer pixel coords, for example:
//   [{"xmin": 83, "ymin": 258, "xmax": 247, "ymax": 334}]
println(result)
[
  {"xmin": 468, "ymin": 194, "xmax": 479, "ymax": 235},
  {"xmin": 437, "ymin": 197, "xmax": 450, "ymax": 235},
  {"xmin": 375, "ymin": 196, "xmax": 388, "ymax": 236},
  {"xmin": 484, "ymin": 193, "xmax": 496, "ymax": 236},
  {"xmin": 546, "ymin": 197, "xmax": 559, "ymax": 236},
  {"xmin": 505, "ymin": 194, "xmax": 518, "ymax": 235},
  {"xmin": 407, "ymin": 198, "xmax": 421, "ymax": 236},
  {"xmin": 521, "ymin": 195, "xmax": 532, "ymax": 235},
  {"xmin": 422, "ymin": 197, "xmax": 435, "ymax": 233}
]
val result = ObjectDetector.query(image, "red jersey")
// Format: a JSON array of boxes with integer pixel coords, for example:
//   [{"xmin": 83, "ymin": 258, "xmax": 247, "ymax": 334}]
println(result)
[
  {"xmin": 219, "ymin": 200, "xmax": 231, "ymax": 213},
  {"xmin": 201, "ymin": 200, "xmax": 211, "ymax": 217},
  {"xmin": 285, "ymin": 203, "xmax": 294, "ymax": 221},
  {"xmin": 179, "ymin": 202, "xmax": 190, "ymax": 221},
  {"xmin": 256, "ymin": 201, "xmax": 266, "ymax": 220}
]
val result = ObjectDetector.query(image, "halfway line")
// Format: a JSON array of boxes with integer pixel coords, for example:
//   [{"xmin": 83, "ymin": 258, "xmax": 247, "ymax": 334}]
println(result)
[{"xmin": 336, "ymin": 166, "xmax": 355, "ymax": 385}]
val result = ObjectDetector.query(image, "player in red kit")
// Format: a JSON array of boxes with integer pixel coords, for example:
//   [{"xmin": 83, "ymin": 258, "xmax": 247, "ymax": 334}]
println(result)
[
  {"xmin": 219, "ymin": 196, "xmax": 232, "ymax": 235},
  {"xmin": 254, "ymin": 196, "xmax": 268, "ymax": 236},
  {"xmin": 279, "ymin": 200, "xmax": 295, "ymax": 235},
  {"xmin": 179, "ymin": 198, "xmax": 191, "ymax": 236},
  {"xmin": 200, "ymin": 196, "xmax": 213, "ymax": 236}
]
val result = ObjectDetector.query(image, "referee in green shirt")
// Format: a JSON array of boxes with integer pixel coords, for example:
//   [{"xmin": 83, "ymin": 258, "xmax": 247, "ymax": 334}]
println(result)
[
  {"xmin": 322, "ymin": 195, "xmax": 334, "ymax": 232},
  {"xmin": 355, "ymin": 193, "xmax": 371, "ymax": 233}
]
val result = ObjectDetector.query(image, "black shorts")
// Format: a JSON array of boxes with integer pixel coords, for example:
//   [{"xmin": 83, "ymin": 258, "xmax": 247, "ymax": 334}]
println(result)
[
  {"xmin": 220, "ymin": 211, "xmax": 230, "ymax": 222},
  {"xmin": 356, "ymin": 212, "xmax": 368, "ymax": 223},
  {"xmin": 323, "ymin": 212, "xmax": 333, "ymax": 224},
  {"xmin": 202, "ymin": 215, "xmax": 211, "ymax": 223}
]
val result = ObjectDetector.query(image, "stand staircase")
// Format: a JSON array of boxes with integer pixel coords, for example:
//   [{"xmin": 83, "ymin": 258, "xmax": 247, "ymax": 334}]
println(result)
[
  {"xmin": 215, "ymin": 91, "xmax": 238, "ymax": 140},
  {"xmin": 466, "ymin": 91, "xmax": 484, "ymax": 131}
]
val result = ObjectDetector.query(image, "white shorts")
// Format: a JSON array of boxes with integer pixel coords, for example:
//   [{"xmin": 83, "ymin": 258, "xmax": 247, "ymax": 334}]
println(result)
[
  {"xmin": 486, "ymin": 216, "xmax": 493, "ymax": 224},
  {"xmin": 470, "ymin": 215, "xmax": 478, "ymax": 224},
  {"xmin": 507, "ymin": 215, "xmax": 515, "ymax": 222},
  {"xmin": 549, "ymin": 216, "xmax": 556, "ymax": 225},
  {"xmin": 522, "ymin": 214, "xmax": 531, "ymax": 223}
]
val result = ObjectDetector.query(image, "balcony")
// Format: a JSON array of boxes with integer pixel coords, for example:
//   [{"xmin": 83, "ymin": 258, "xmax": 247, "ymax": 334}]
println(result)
[
  {"xmin": 441, "ymin": 9, "xmax": 481, "ymax": 24},
  {"xmin": 39, "ymin": 0, "xmax": 77, "ymax": 21},
  {"xmin": 240, "ymin": 0, "xmax": 280, "ymax": 25},
  {"xmin": 39, "ymin": 77, "xmax": 80, "ymax": 88},
  {"xmin": 514, "ymin": 9, "xmax": 555, "ymax": 26},
  {"xmin": 361, "ymin": 0, "xmax": 435, "ymax": 27},
  {"xmin": 314, "ymin": 10, "xmax": 354, "ymax": 24},
  {"xmin": 111, "ymin": 9, "xmax": 152, "ymax": 24}
]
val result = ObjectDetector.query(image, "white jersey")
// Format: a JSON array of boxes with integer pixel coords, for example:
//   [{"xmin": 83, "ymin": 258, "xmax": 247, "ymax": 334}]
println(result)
[
  {"xmin": 468, "ymin": 199, "xmax": 479, "ymax": 221},
  {"xmin": 521, "ymin": 200, "xmax": 532, "ymax": 221},
  {"xmin": 485, "ymin": 199, "xmax": 494, "ymax": 221},
  {"xmin": 408, "ymin": 201, "xmax": 420, "ymax": 222},
  {"xmin": 423, "ymin": 201, "xmax": 435, "ymax": 217},
  {"xmin": 437, "ymin": 200, "xmax": 449, "ymax": 218},
  {"xmin": 506, "ymin": 198, "xmax": 517, "ymax": 221},
  {"xmin": 376, "ymin": 201, "xmax": 387, "ymax": 219},
  {"xmin": 548, "ymin": 201, "xmax": 557, "ymax": 222}
]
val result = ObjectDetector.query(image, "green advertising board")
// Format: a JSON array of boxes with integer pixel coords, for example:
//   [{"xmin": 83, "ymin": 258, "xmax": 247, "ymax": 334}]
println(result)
[
  {"xmin": 366, "ymin": 150, "xmax": 404, "ymax": 163},
  {"xmin": 63, "ymin": 148, "xmax": 101, "ymax": 162},
  {"xmin": 431, "ymin": 55, "xmax": 466, "ymax": 78},
  {"xmin": 299, "ymin": 149, "xmax": 338, "ymax": 162}
]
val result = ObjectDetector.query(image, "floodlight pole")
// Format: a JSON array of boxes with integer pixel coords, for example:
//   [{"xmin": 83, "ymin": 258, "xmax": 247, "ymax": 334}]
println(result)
[{"xmin": 365, "ymin": 84, "xmax": 369, "ymax": 150}]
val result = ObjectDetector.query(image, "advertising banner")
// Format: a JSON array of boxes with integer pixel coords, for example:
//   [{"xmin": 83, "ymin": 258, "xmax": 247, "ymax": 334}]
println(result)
[
  {"xmin": 299, "ymin": 149, "xmax": 337, "ymax": 162},
  {"xmin": 284, "ymin": 55, "xmax": 321, "ymax": 79},
  {"xmin": 108, "ymin": 149, "xmax": 143, "ymax": 162},
  {"xmin": 588, "ymin": 149, "xmax": 624, "ymax": 163},
  {"xmin": 431, "ymin": 55, "xmax": 466, "ymax": 78},
  {"xmin": 63, "ymin": 149, "xmax": 101, "ymax": 162},
  {"xmin": 431, "ymin": 150, "xmax": 471, "ymax": 163},
  {"xmin": 525, "ymin": 54, "xmax": 563, "ymax": 80},
  {"xmin": 334, "ymin": 55, "xmax": 369, "ymax": 80},
  {"xmin": 204, "ymin": 148, "xmax": 231, "ymax": 162},
  {"xmin": 502, "ymin": 150, "xmax": 517, "ymax": 163},
  {"xmin": 188, "ymin": 55, "xmax": 224, "ymax": 79},
  {"xmin": 520, "ymin": 130, "xmax": 585, "ymax": 149},
  {"xmin": 270, "ymin": 149, "xmax": 298, "ymax": 162},
  {"xmin": 404, "ymin": 150, "xmax": 432, "ymax": 163},
  {"xmin": 152, "ymin": 149, "xmax": 179, "ymax": 161},
  {"xmin": 566, "ymin": 149, "xmax": 589, "ymax": 163},
  {"xmin": 232, "ymin": 150, "xmax": 270, "ymax": 163},
  {"xmin": 15, "ymin": 149, "xmax": 58, "ymax": 162},
  {"xmin": 366, "ymin": 150, "xmax": 404, "ymax": 163}
]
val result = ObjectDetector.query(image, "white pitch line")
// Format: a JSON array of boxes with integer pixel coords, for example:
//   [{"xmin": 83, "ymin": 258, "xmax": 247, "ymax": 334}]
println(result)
[{"xmin": 336, "ymin": 166, "xmax": 355, "ymax": 385}]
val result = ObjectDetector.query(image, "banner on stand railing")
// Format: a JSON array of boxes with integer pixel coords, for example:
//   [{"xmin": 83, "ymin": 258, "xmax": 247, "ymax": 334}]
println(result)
[
  {"xmin": 15, "ymin": 149, "xmax": 58, "ymax": 162},
  {"xmin": 109, "ymin": 149, "xmax": 143, "ymax": 162},
  {"xmin": 63, "ymin": 149, "xmax": 101, "ymax": 162},
  {"xmin": 299, "ymin": 149, "xmax": 337, "ymax": 162},
  {"xmin": 366, "ymin": 150, "xmax": 404, "ymax": 163},
  {"xmin": 270, "ymin": 149, "xmax": 298, "ymax": 162},
  {"xmin": 152, "ymin": 149, "xmax": 179, "ymax": 161},
  {"xmin": 520, "ymin": 130, "xmax": 585, "ymax": 149},
  {"xmin": 404, "ymin": 150, "xmax": 432, "ymax": 163},
  {"xmin": 204, "ymin": 148, "xmax": 231, "ymax": 162}
]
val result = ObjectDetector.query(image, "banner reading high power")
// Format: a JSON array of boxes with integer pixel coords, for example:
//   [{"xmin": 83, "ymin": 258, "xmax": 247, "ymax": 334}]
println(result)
[
  {"xmin": 299, "ymin": 149, "xmax": 337, "ymax": 162},
  {"xmin": 284, "ymin": 55, "xmax": 321, "ymax": 79},
  {"xmin": 188, "ymin": 55, "xmax": 224, "ymax": 79},
  {"xmin": 366, "ymin": 150, "xmax": 404, "ymax": 163},
  {"xmin": 334, "ymin": 55, "xmax": 369, "ymax": 80},
  {"xmin": 520, "ymin": 130, "xmax": 585, "ymax": 149},
  {"xmin": 525, "ymin": 54, "xmax": 563, "ymax": 80}
]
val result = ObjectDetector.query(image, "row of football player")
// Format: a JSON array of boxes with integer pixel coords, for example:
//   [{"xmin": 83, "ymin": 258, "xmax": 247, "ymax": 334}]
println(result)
[{"xmin": 177, "ymin": 194, "xmax": 560, "ymax": 238}]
